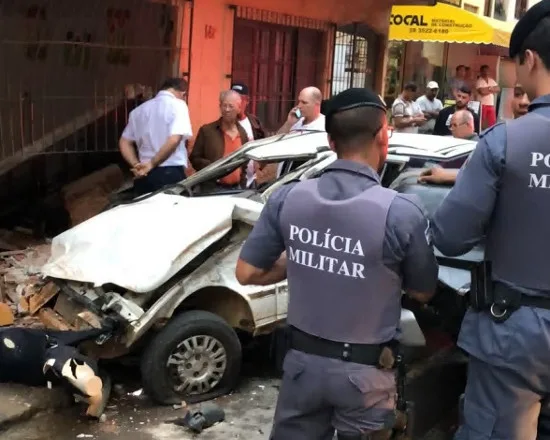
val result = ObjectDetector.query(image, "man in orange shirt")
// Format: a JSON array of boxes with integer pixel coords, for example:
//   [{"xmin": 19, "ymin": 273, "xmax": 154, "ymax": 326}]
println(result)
[{"xmin": 190, "ymin": 90, "xmax": 249, "ymax": 191}]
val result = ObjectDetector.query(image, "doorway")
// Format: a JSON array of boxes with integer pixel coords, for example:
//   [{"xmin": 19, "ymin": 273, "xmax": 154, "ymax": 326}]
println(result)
[{"xmin": 232, "ymin": 17, "xmax": 325, "ymax": 132}]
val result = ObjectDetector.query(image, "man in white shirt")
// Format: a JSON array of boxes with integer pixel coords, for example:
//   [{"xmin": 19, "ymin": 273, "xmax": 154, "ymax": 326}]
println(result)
[
  {"xmin": 231, "ymin": 82, "xmax": 267, "ymax": 188},
  {"xmin": 416, "ymin": 81, "xmax": 443, "ymax": 134},
  {"xmin": 119, "ymin": 78, "xmax": 193, "ymax": 196},
  {"xmin": 475, "ymin": 65, "xmax": 500, "ymax": 129},
  {"xmin": 391, "ymin": 82, "xmax": 426, "ymax": 133},
  {"xmin": 278, "ymin": 87, "xmax": 325, "ymax": 133},
  {"xmin": 262, "ymin": 86, "xmax": 326, "ymax": 181}
]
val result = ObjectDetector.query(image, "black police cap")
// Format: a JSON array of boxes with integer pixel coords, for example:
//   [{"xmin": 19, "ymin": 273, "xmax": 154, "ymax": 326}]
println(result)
[
  {"xmin": 325, "ymin": 88, "xmax": 387, "ymax": 132},
  {"xmin": 510, "ymin": 0, "xmax": 550, "ymax": 59}
]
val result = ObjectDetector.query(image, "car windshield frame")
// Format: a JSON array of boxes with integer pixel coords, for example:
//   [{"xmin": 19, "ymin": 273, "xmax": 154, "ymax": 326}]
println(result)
[{"xmin": 167, "ymin": 131, "xmax": 329, "ymax": 195}]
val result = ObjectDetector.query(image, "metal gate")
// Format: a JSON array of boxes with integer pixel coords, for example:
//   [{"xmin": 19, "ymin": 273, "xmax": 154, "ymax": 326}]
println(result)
[
  {"xmin": 331, "ymin": 23, "xmax": 380, "ymax": 95},
  {"xmin": 231, "ymin": 7, "xmax": 332, "ymax": 132},
  {"xmin": 0, "ymin": 0, "xmax": 192, "ymax": 175}
]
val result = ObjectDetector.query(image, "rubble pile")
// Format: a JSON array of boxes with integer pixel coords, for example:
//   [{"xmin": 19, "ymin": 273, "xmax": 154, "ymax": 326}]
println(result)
[
  {"xmin": 0, "ymin": 164, "xmax": 130, "ymax": 329},
  {"xmin": 0, "ymin": 243, "xmax": 53, "ymax": 327}
]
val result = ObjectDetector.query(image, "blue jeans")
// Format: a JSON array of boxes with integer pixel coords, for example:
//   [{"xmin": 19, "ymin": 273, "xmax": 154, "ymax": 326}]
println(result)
[{"xmin": 133, "ymin": 166, "xmax": 185, "ymax": 196}]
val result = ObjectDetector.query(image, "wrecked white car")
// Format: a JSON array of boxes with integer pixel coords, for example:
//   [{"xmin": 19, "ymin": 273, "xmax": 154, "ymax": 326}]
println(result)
[{"xmin": 40, "ymin": 131, "xmax": 477, "ymax": 406}]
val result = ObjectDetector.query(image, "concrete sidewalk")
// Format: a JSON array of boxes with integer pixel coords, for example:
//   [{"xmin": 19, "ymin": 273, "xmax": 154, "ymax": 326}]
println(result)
[{"xmin": 0, "ymin": 383, "xmax": 71, "ymax": 431}]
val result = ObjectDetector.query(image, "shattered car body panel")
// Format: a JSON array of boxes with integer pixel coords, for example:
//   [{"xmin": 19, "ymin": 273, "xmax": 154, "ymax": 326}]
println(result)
[
  {"xmin": 40, "ymin": 131, "xmax": 478, "ymax": 354},
  {"xmin": 42, "ymin": 195, "xmax": 262, "ymax": 293},
  {"xmin": 127, "ymin": 225, "xmax": 290, "ymax": 346}
]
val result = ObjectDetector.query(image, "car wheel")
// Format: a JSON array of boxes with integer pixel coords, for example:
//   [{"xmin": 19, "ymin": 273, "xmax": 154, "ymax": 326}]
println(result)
[{"xmin": 141, "ymin": 310, "xmax": 242, "ymax": 405}]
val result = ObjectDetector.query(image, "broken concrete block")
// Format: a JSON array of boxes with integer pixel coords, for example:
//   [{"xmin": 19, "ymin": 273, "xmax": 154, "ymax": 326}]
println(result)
[
  {"xmin": 4, "ymin": 284, "xmax": 24, "ymax": 304},
  {"xmin": 28, "ymin": 282, "xmax": 60, "ymax": 315},
  {"xmin": 4, "ymin": 268, "xmax": 29, "ymax": 285},
  {"xmin": 54, "ymin": 293, "xmax": 83, "ymax": 327},
  {"xmin": 65, "ymin": 190, "xmax": 111, "ymax": 227},
  {"xmin": 0, "ymin": 302, "xmax": 14, "ymax": 326},
  {"xmin": 18, "ymin": 296, "xmax": 29, "ymax": 315},
  {"xmin": 75, "ymin": 311, "xmax": 102, "ymax": 330},
  {"xmin": 38, "ymin": 308, "xmax": 72, "ymax": 331},
  {"xmin": 62, "ymin": 164, "xmax": 125, "ymax": 226}
]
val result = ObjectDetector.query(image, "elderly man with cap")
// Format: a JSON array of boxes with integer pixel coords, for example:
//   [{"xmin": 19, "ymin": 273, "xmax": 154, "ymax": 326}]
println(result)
[
  {"xmin": 230, "ymin": 83, "xmax": 266, "ymax": 142},
  {"xmin": 429, "ymin": 1, "xmax": 550, "ymax": 438},
  {"xmin": 235, "ymin": 87, "xmax": 438, "ymax": 440},
  {"xmin": 416, "ymin": 81, "xmax": 443, "ymax": 134}
]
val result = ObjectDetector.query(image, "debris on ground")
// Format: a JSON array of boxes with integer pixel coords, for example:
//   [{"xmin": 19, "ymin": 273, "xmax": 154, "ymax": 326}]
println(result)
[
  {"xmin": 0, "ymin": 243, "xmax": 53, "ymax": 327},
  {"xmin": 0, "ymin": 302, "xmax": 14, "ymax": 326},
  {"xmin": 166, "ymin": 403, "xmax": 226, "ymax": 433},
  {"xmin": 128, "ymin": 388, "xmax": 143, "ymax": 397},
  {"xmin": 172, "ymin": 401, "xmax": 187, "ymax": 410}
]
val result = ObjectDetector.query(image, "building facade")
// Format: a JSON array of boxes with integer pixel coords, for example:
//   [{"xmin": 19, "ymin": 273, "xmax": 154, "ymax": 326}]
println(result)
[
  {"xmin": 0, "ymin": 0, "xmax": 437, "ymax": 172},
  {"xmin": 0, "ymin": 0, "xmax": 436, "ymax": 226}
]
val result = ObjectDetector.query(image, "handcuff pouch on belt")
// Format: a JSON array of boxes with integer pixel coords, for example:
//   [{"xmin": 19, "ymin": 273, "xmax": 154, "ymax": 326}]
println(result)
[
  {"xmin": 468, "ymin": 260, "xmax": 520, "ymax": 323},
  {"xmin": 469, "ymin": 260, "xmax": 493, "ymax": 312},
  {"xmin": 488, "ymin": 284, "xmax": 521, "ymax": 323}
]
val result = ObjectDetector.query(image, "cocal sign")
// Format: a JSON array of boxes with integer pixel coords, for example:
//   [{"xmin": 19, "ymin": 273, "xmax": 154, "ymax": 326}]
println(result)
[{"xmin": 389, "ymin": 14, "xmax": 428, "ymax": 26}]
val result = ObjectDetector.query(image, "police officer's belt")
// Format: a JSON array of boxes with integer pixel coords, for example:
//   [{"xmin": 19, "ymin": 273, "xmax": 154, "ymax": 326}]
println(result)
[
  {"xmin": 487, "ymin": 283, "xmax": 550, "ymax": 322},
  {"xmin": 516, "ymin": 294, "xmax": 550, "ymax": 309},
  {"xmin": 289, "ymin": 326, "xmax": 398, "ymax": 368},
  {"xmin": 471, "ymin": 281, "xmax": 550, "ymax": 323}
]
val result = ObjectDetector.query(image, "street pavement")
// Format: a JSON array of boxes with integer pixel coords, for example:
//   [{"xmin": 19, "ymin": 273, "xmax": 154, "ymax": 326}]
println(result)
[
  {"xmin": 1, "ymin": 341, "xmax": 455, "ymax": 440},
  {"xmin": 0, "ymin": 383, "xmax": 71, "ymax": 430},
  {"xmin": 2, "ymin": 341, "xmax": 281, "ymax": 440},
  {"xmin": 2, "ymin": 376, "xmax": 279, "ymax": 440}
]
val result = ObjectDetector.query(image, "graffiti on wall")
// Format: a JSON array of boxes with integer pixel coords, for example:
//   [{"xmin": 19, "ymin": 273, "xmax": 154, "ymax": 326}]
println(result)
[
  {"xmin": 24, "ymin": 5, "xmax": 50, "ymax": 61},
  {"xmin": 64, "ymin": 30, "xmax": 92, "ymax": 69},
  {"xmin": 204, "ymin": 25, "xmax": 216, "ymax": 39},
  {"xmin": 106, "ymin": 8, "xmax": 131, "ymax": 65}
]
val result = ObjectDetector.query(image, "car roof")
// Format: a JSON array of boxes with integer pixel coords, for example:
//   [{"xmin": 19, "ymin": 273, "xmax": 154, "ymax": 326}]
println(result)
[
  {"xmin": 388, "ymin": 133, "xmax": 477, "ymax": 159},
  {"xmin": 244, "ymin": 130, "xmax": 329, "ymax": 160},
  {"xmin": 389, "ymin": 132, "xmax": 475, "ymax": 152},
  {"xmin": 183, "ymin": 131, "xmax": 476, "ymax": 192},
  {"xmin": 246, "ymin": 131, "xmax": 475, "ymax": 159}
]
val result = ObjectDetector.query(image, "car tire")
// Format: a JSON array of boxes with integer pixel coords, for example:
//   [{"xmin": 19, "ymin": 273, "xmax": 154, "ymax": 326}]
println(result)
[{"xmin": 141, "ymin": 310, "xmax": 242, "ymax": 405}]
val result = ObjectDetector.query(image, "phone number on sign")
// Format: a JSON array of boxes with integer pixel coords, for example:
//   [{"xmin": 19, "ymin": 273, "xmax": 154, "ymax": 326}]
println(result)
[{"xmin": 409, "ymin": 28, "xmax": 450, "ymax": 34}]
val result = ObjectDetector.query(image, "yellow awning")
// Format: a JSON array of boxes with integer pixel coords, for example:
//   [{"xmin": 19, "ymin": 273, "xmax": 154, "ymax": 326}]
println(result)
[{"xmin": 389, "ymin": 3, "xmax": 515, "ymax": 48}]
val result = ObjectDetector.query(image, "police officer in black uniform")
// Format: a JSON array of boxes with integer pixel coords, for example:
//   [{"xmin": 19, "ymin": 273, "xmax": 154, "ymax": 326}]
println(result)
[
  {"xmin": 431, "ymin": 2, "xmax": 550, "ymax": 438},
  {"xmin": 235, "ymin": 88, "xmax": 438, "ymax": 439}
]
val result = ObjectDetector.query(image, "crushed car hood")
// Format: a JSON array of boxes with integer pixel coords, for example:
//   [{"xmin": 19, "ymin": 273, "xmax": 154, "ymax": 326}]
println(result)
[{"xmin": 42, "ymin": 194, "xmax": 262, "ymax": 293}]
